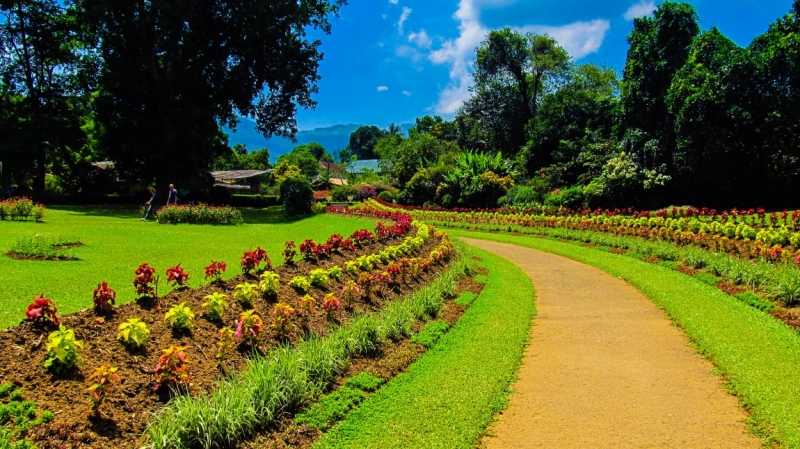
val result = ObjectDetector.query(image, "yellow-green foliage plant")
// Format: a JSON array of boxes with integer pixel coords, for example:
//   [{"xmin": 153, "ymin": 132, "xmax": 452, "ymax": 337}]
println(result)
[
  {"xmin": 289, "ymin": 275, "xmax": 311, "ymax": 293},
  {"xmin": 309, "ymin": 269, "xmax": 329, "ymax": 288},
  {"xmin": 117, "ymin": 318, "xmax": 150, "ymax": 348},
  {"xmin": 45, "ymin": 325, "xmax": 84, "ymax": 372},
  {"xmin": 164, "ymin": 302, "xmax": 195, "ymax": 330},
  {"xmin": 259, "ymin": 271, "xmax": 280, "ymax": 296},
  {"xmin": 202, "ymin": 292, "xmax": 230, "ymax": 321},
  {"xmin": 234, "ymin": 282, "xmax": 260, "ymax": 308}
]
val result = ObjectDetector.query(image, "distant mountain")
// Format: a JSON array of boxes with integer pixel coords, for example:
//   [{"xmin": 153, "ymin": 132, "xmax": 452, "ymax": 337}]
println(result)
[{"xmin": 223, "ymin": 118, "xmax": 413, "ymax": 162}]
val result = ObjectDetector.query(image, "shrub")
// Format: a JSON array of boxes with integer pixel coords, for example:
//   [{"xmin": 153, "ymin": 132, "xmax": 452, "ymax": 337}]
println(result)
[
  {"xmin": 331, "ymin": 185, "xmax": 358, "ymax": 202},
  {"xmin": 544, "ymin": 185, "xmax": 584, "ymax": 209},
  {"xmin": 313, "ymin": 190, "xmax": 332, "ymax": 201},
  {"xmin": 235, "ymin": 310, "xmax": 264, "ymax": 345},
  {"xmin": 202, "ymin": 293, "xmax": 230, "ymax": 321},
  {"xmin": 209, "ymin": 185, "xmax": 232, "ymax": 206},
  {"xmin": 92, "ymin": 282, "xmax": 117, "ymax": 313},
  {"xmin": 153, "ymin": 346, "xmax": 190, "ymax": 392},
  {"xmin": 87, "ymin": 365, "xmax": 121, "ymax": 417},
  {"xmin": 512, "ymin": 185, "xmax": 540, "ymax": 205},
  {"xmin": 44, "ymin": 325, "xmax": 84, "ymax": 372},
  {"xmin": 289, "ymin": 276, "xmax": 311, "ymax": 293},
  {"xmin": 309, "ymin": 269, "xmax": 329, "ymax": 288},
  {"xmin": 0, "ymin": 197, "xmax": 45, "ymax": 221},
  {"xmin": 25, "ymin": 294, "xmax": 60, "ymax": 325},
  {"xmin": 259, "ymin": 271, "xmax": 281, "ymax": 296},
  {"xmin": 410, "ymin": 320, "xmax": 450, "ymax": 348},
  {"xmin": 280, "ymin": 178, "xmax": 314, "ymax": 218},
  {"xmin": 117, "ymin": 318, "xmax": 150, "ymax": 348},
  {"xmin": 234, "ymin": 283, "xmax": 260, "ymax": 308},
  {"xmin": 164, "ymin": 302, "xmax": 195, "ymax": 330},
  {"xmin": 377, "ymin": 190, "xmax": 394, "ymax": 203},
  {"xmin": 345, "ymin": 372, "xmax": 384, "ymax": 392},
  {"xmin": 156, "ymin": 204, "xmax": 242, "ymax": 225},
  {"xmin": 356, "ymin": 184, "xmax": 376, "ymax": 200},
  {"xmin": 165, "ymin": 264, "xmax": 189, "ymax": 287}
]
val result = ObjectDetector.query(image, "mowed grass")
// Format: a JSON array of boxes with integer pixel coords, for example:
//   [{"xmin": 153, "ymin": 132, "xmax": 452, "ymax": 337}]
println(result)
[
  {"xmin": 448, "ymin": 229, "xmax": 800, "ymax": 448},
  {"xmin": 0, "ymin": 206, "xmax": 374, "ymax": 329},
  {"xmin": 314, "ymin": 247, "xmax": 535, "ymax": 449}
]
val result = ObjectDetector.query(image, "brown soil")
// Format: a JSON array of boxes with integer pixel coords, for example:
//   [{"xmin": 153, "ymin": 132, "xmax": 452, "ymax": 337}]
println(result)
[
  {"xmin": 610, "ymin": 247, "xmax": 628, "ymax": 255},
  {"xmin": 1, "ymin": 233, "xmax": 453, "ymax": 449},
  {"xmin": 581, "ymin": 243, "xmax": 596, "ymax": 248},
  {"xmin": 771, "ymin": 308, "xmax": 800, "ymax": 329},
  {"xmin": 462, "ymin": 238, "xmax": 759, "ymax": 449},
  {"xmin": 5, "ymin": 251, "xmax": 82, "ymax": 261},
  {"xmin": 235, "ymin": 272, "xmax": 484, "ymax": 449},
  {"xmin": 675, "ymin": 265, "xmax": 700, "ymax": 276},
  {"xmin": 641, "ymin": 255, "xmax": 661, "ymax": 264},
  {"xmin": 717, "ymin": 281, "xmax": 750, "ymax": 296}
]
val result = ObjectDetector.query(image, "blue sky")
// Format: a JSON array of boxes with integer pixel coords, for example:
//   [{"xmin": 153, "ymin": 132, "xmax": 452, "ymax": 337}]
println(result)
[{"xmin": 289, "ymin": 0, "xmax": 794, "ymax": 130}]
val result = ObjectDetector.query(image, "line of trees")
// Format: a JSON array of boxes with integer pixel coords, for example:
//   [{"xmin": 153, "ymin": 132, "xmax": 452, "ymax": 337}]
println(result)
[
  {"xmin": 374, "ymin": 1, "xmax": 800, "ymax": 210},
  {"xmin": 0, "ymin": 0, "xmax": 346, "ymax": 196}
]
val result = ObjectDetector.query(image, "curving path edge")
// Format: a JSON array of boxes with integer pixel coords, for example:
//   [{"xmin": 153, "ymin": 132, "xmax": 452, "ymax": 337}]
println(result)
[{"xmin": 462, "ymin": 237, "xmax": 759, "ymax": 449}]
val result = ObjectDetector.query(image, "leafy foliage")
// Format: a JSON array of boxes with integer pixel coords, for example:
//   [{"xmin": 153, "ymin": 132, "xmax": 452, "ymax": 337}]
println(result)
[
  {"xmin": 44, "ymin": 325, "xmax": 84, "ymax": 372},
  {"xmin": 234, "ymin": 310, "xmax": 264, "ymax": 345},
  {"xmin": 153, "ymin": 346, "xmax": 190, "ymax": 392},
  {"xmin": 202, "ymin": 293, "xmax": 230, "ymax": 321},
  {"xmin": 87, "ymin": 365, "xmax": 121, "ymax": 417},
  {"xmin": 204, "ymin": 261, "xmax": 227, "ymax": 282},
  {"xmin": 165, "ymin": 265, "xmax": 189, "ymax": 287},
  {"xmin": 164, "ymin": 302, "xmax": 195, "ymax": 331},
  {"xmin": 258, "ymin": 271, "xmax": 280, "ymax": 296},
  {"xmin": 289, "ymin": 276, "xmax": 311, "ymax": 293},
  {"xmin": 92, "ymin": 283, "xmax": 117, "ymax": 312},
  {"xmin": 117, "ymin": 318, "xmax": 150, "ymax": 348},
  {"xmin": 133, "ymin": 263, "xmax": 158, "ymax": 298},
  {"xmin": 25, "ymin": 294, "xmax": 59, "ymax": 325},
  {"xmin": 234, "ymin": 282, "xmax": 259, "ymax": 308}
]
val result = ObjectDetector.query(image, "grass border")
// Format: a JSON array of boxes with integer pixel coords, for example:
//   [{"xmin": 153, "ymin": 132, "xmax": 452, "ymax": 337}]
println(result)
[
  {"xmin": 313, "ymin": 247, "xmax": 536, "ymax": 449},
  {"xmin": 449, "ymin": 229, "xmax": 800, "ymax": 448}
]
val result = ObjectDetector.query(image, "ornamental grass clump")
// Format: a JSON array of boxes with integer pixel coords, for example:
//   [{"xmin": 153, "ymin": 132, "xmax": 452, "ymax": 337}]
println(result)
[
  {"xmin": 117, "ymin": 318, "xmax": 150, "ymax": 348},
  {"xmin": 202, "ymin": 292, "xmax": 230, "ymax": 321}
]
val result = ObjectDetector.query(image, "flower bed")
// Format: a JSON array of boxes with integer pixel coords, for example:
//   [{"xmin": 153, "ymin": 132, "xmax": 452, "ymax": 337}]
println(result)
[
  {"xmin": 0, "ymin": 212, "xmax": 458, "ymax": 448},
  {"xmin": 0, "ymin": 197, "xmax": 45, "ymax": 221},
  {"xmin": 154, "ymin": 203, "xmax": 243, "ymax": 225}
]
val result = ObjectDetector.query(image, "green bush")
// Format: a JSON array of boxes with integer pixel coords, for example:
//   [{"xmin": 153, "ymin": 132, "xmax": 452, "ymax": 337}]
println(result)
[
  {"xmin": 332, "ymin": 185, "xmax": 359, "ymax": 202},
  {"xmin": 209, "ymin": 185, "xmax": 232, "ymax": 206},
  {"xmin": 156, "ymin": 204, "xmax": 243, "ymax": 225},
  {"xmin": 409, "ymin": 320, "xmax": 450, "ymax": 348},
  {"xmin": 0, "ymin": 197, "xmax": 45, "ymax": 221},
  {"xmin": 344, "ymin": 373, "xmax": 384, "ymax": 392},
  {"xmin": 377, "ymin": 190, "xmax": 394, "ymax": 203},
  {"xmin": 280, "ymin": 178, "xmax": 314, "ymax": 218},
  {"xmin": 544, "ymin": 186, "xmax": 584, "ymax": 209},
  {"xmin": 734, "ymin": 292, "xmax": 776, "ymax": 312}
]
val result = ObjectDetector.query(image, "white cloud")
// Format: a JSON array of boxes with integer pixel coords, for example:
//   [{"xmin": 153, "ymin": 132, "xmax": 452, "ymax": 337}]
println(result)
[
  {"xmin": 395, "ymin": 44, "xmax": 425, "ymax": 63},
  {"xmin": 389, "ymin": 0, "xmax": 399, "ymax": 3},
  {"xmin": 516, "ymin": 19, "xmax": 611, "ymax": 59},
  {"xmin": 408, "ymin": 29, "xmax": 432, "ymax": 48},
  {"xmin": 377, "ymin": 86, "xmax": 389, "ymax": 91},
  {"xmin": 398, "ymin": 7, "xmax": 412, "ymax": 35},
  {"xmin": 402, "ymin": 90, "xmax": 411, "ymax": 96},
  {"xmin": 623, "ymin": 0, "xmax": 655, "ymax": 20}
]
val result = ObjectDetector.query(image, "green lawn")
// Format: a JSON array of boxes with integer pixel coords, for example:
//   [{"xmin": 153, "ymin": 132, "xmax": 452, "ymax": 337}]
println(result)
[
  {"xmin": 447, "ymin": 230, "xmax": 800, "ymax": 448},
  {"xmin": 0, "ymin": 206, "xmax": 373, "ymax": 329},
  {"xmin": 315, "ymin": 247, "xmax": 536, "ymax": 449}
]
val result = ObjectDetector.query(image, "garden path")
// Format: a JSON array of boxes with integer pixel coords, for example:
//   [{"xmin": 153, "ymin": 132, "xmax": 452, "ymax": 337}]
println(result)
[{"xmin": 462, "ymin": 237, "xmax": 759, "ymax": 449}]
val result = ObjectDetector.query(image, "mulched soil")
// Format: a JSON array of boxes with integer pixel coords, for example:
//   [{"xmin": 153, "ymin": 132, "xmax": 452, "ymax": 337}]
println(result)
[
  {"xmin": 610, "ymin": 248, "xmax": 628, "ymax": 255},
  {"xmin": 1, "ymin": 233, "xmax": 453, "ymax": 449},
  {"xmin": 674, "ymin": 265, "xmax": 700, "ymax": 276},
  {"xmin": 641, "ymin": 256, "xmax": 661, "ymax": 264},
  {"xmin": 236, "ymin": 271, "xmax": 486, "ymax": 449},
  {"xmin": 770, "ymin": 309, "xmax": 800, "ymax": 329},
  {"xmin": 716, "ymin": 281, "xmax": 749, "ymax": 296}
]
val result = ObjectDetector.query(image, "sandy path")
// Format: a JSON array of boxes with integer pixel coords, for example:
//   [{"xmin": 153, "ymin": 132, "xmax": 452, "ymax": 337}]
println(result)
[{"xmin": 462, "ymin": 238, "xmax": 759, "ymax": 449}]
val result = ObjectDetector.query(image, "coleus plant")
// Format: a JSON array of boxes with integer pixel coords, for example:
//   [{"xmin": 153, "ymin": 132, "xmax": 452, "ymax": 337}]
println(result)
[
  {"xmin": 241, "ymin": 247, "xmax": 272, "ymax": 274},
  {"xmin": 299, "ymin": 239, "xmax": 317, "ymax": 261},
  {"xmin": 358, "ymin": 272, "xmax": 374, "ymax": 298},
  {"xmin": 234, "ymin": 282, "xmax": 260, "ymax": 308},
  {"xmin": 133, "ymin": 263, "xmax": 158, "ymax": 298},
  {"xmin": 235, "ymin": 310, "xmax": 264, "ymax": 345},
  {"xmin": 216, "ymin": 326, "xmax": 235, "ymax": 360},
  {"xmin": 153, "ymin": 345, "xmax": 190, "ymax": 392},
  {"xmin": 259, "ymin": 271, "xmax": 280, "ymax": 296},
  {"xmin": 298, "ymin": 294, "xmax": 315, "ymax": 316},
  {"xmin": 283, "ymin": 241, "xmax": 297, "ymax": 265},
  {"xmin": 92, "ymin": 283, "xmax": 117, "ymax": 313},
  {"xmin": 166, "ymin": 264, "xmax": 189, "ymax": 288},
  {"xmin": 45, "ymin": 325, "xmax": 84, "ymax": 372},
  {"xmin": 117, "ymin": 318, "xmax": 150, "ymax": 348},
  {"xmin": 271, "ymin": 303, "xmax": 296, "ymax": 338},
  {"xmin": 322, "ymin": 293, "xmax": 340, "ymax": 318},
  {"xmin": 26, "ymin": 293, "xmax": 60, "ymax": 325},
  {"xmin": 204, "ymin": 261, "xmax": 227, "ymax": 282},
  {"xmin": 202, "ymin": 292, "xmax": 230, "ymax": 321},
  {"xmin": 164, "ymin": 302, "xmax": 195, "ymax": 330},
  {"xmin": 87, "ymin": 365, "xmax": 121, "ymax": 417},
  {"xmin": 341, "ymin": 280, "xmax": 360, "ymax": 308}
]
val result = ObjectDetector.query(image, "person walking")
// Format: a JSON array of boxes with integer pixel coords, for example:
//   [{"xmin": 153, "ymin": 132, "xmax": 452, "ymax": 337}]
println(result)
[
  {"xmin": 142, "ymin": 187, "xmax": 157, "ymax": 221},
  {"xmin": 167, "ymin": 184, "xmax": 178, "ymax": 206}
]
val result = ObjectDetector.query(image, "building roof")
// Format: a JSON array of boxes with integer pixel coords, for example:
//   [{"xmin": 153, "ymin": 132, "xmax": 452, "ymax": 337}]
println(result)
[
  {"xmin": 349, "ymin": 159, "xmax": 381, "ymax": 173},
  {"xmin": 211, "ymin": 170, "xmax": 269, "ymax": 181}
]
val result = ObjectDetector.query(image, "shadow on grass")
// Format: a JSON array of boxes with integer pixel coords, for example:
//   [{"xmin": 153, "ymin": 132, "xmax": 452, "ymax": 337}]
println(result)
[{"xmin": 48, "ymin": 205, "xmax": 142, "ymax": 220}]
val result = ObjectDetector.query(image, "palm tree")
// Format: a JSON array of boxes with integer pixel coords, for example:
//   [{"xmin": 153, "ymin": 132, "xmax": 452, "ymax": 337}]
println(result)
[{"xmin": 386, "ymin": 122, "xmax": 402, "ymax": 137}]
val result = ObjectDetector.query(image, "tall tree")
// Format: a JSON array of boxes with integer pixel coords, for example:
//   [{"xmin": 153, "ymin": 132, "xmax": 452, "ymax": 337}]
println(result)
[
  {"xmin": 0, "ymin": 0, "xmax": 92, "ymax": 193},
  {"xmin": 79, "ymin": 0, "xmax": 345, "ymax": 190},
  {"xmin": 621, "ymin": 1, "xmax": 699, "ymax": 169},
  {"xmin": 462, "ymin": 28, "xmax": 569, "ymax": 156},
  {"xmin": 346, "ymin": 125, "xmax": 385, "ymax": 159}
]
